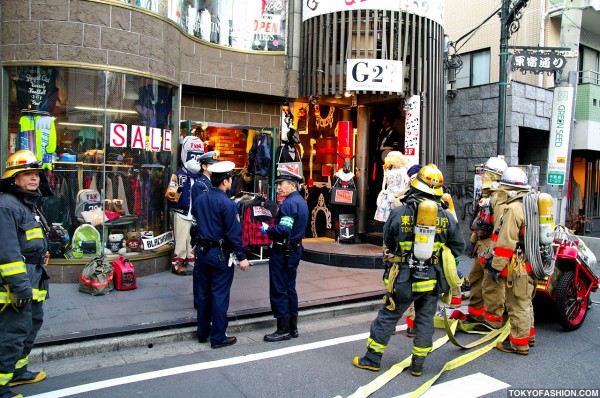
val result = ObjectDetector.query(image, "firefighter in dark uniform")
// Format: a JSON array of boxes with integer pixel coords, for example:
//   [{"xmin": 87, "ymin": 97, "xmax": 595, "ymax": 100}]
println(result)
[
  {"xmin": 261, "ymin": 168, "xmax": 309, "ymax": 342},
  {"xmin": 190, "ymin": 150, "xmax": 219, "ymax": 309},
  {"xmin": 190, "ymin": 161, "xmax": 250, "ymax": 349},
  {"xmin": 0, "ymin": 150, "xmax": 52, "ymax": 398},
  {"xmin": 354, "ymin": 164, "xmax": 465, "ymax": 376}
]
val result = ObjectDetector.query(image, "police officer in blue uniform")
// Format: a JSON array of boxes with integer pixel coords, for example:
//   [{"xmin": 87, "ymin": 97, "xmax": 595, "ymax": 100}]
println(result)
[
  {"xmin": 190, "ymin": 161, "xmax": 250, "ymax": 349},
  {"xmin": 191, "ymin": 151, "xmax": 219, "ymax": 204},
  {"xmin": 261, "ymin": 168, "xmax": 309, "ymax": 342}
]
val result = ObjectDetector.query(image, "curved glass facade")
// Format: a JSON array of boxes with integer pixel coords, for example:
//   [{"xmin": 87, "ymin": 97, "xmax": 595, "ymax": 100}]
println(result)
[{"xmin": 118, "ymin": 0, "xmax": 288, "ymax": 52}]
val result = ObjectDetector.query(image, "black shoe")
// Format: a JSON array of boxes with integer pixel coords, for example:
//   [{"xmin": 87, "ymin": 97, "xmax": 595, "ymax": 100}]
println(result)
[
  {"xmin": 411, "ymin": 355, "xmax": 425, "ymax": 377},
  {"xmin": 352, "ymin": 356, "xmax": 381, "ymax": 372},
  {"xmin": 211, "ymin": 336, "xmax": 237, "ymax": 349},
  {"xmin": 198, "ymin": 336, "xmax": 208, "ymax": 343},
  {"xmin": 496, "ymin": 339, "xmax": 528, "ymax": 355},
  {"xmin": 9, "ymin": 369, "xmax": 46, "ymax": 387},
  {"xmin": 290, "ymin": 314, "xmax": 299, "ymax": 338},
  {"xmin": 264, "ymin": 318, "xmax": 291, "ymax": 342},
  {"xmin": 406, "ymin": 327, "xmax": 415, "ymax": 338}
]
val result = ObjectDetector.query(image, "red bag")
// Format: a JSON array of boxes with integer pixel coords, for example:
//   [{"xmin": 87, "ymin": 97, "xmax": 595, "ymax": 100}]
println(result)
[{"xmin": 111, "ymin": 256, "xmax": 137, "ymax": 290}]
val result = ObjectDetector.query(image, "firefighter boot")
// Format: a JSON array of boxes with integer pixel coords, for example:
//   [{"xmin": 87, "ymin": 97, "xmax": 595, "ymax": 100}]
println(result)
[
  {"xmin": 0, "ymin": 384, "xmax": 23, "ymax": 398},
  {"xmin": 9, "ymin": 367, "xmax": 46, "ymax": 387},
  {"xmin": 411, "ymin": 355, "xmax": 426, "ymax": 377},
  {"xmin": 290, "ymin": 314, "xmax": 299, "ymax": 338},
  {"xmin": 353, "ymin": 350, "xmax": 382, "ymax": 372},
  {"xmin": 264, "ymin": 317, "xmax": 291, "ymax": 342}
]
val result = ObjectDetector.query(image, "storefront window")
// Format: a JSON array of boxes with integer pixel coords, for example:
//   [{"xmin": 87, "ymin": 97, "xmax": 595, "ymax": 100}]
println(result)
[
  {"xmin": 3, "ymin": 66, "xmax": 178, "ymax": 260},
  {"xmin": 119, "ymin": 0, "xmax": 287, "ymax": 52}
]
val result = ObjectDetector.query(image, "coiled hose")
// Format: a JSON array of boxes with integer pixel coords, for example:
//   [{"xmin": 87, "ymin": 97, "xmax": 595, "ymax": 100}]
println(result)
[{"xmin": 523, "ymin": 192, "xmax": 555, "ymax": 278}]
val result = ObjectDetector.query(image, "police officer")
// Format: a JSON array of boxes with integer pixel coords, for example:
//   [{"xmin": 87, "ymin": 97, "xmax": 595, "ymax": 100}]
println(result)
[
  {"xmin": 481, "ymin": 167, "xmax": 535, "ymax": 355},
  {"xmin": 466, "ymin": 157, "xmax": 507, "ymax": 322},
  {"xmin": 191, "ymin": 161, "xmax": 250, "ymax": 349},
  {"xmin": 0, "ymin": 150, "xmax": 51, "ymax": 398},
  {"xmin": 354, "ymin": 164, "xmax": 465, "ymax": 376},
  {"xmin": 191, "ymin": 151, "xmax": 219, "ymax": 203},
  {"xmin": 261, "ymin": 168, "xmax": 309, "ymax": 342}
]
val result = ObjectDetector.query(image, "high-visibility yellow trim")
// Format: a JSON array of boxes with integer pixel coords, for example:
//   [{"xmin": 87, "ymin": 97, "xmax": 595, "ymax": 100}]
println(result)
[
  {"xmin": 412, "ymin": 279, "xmax": 436, "ymax": 292},
  {"xmin": 0, "ymin": 261, "xmax": 26, "ymax": 276},
  {"xmin": 26, "ymin": 227, "xmax": 44, "ymax": 240},
  {"xmin": 0, "ymin": 373, "xmax": 13, "ymax": 385},
  {"xmin": 32, "ymin": 288, "xmax": 47, "ymax": 301},
  {"xmin": 398, "ymin": 242, "xmax": 413, "ymax": 251},
  {"xmin": 15, "ymin": 357, "xmax": 28, "ymax": 369},
  {"xmin": 366, "ymin": 338, "xmax": 386, "ymax": 354},
  {"xmin": 411, "ymin": 346, "xmax": 432, "ymax": 357}
]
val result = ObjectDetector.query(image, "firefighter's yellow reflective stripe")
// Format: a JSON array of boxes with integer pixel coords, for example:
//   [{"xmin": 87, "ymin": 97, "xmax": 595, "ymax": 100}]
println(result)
[
  {"xmin": 32, "ymin": 288, "xmax": 47, "ymax": 301},
  {"xmin": 0, "ymin": 291, "xmax": 9, "ymax": 303},
  {"xmin": 341, "ymin": 322, "xmax": 459, "ymax": 398},
  {"xmin": 365, "ymin": 338, "xmax": 386, "ymax": 354},
  {"xmin": 398, "ymin": 242, "xmax": 413, "ymax": 251},
  {"xmin": 411, "ymin": 346, "xmax": 432, "ymax": 357},
  {"xmin": 26, "ymin": 227, "xmax": 44, "ymax": 240},
  {"xmin": 412, "ymin": 279, "xmax": 436, "ymax": 292},
  {"xmin": 0, "ymin": 372, "xmax": 13, "ymax": 385},
  {"xmin": 15, "ymin": 357, "xmax": 28, "ymax": 370},
  {"xmin": 0, "ymin": 261, "xmax": 26, "ymax": 276},
  {"xmin": 279, "ymin": 216, "xmax": 294, "ymax": 228}
]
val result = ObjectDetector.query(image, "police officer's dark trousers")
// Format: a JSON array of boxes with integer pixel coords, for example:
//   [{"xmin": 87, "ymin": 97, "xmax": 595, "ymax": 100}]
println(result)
[
  {"xmin": 268, "ymin": 245, "xmax": 302, "ymax": 318},
  {"xmin": 0, "ymin": 303, "xmax": 32, "ymax": 392},
  {"xmin": 365, "ymin": 289, "xmax": 438, "ymax": 364},
  {"xmin": 195, "ymin": 248, "xmax": 234, "ymax": 346}
]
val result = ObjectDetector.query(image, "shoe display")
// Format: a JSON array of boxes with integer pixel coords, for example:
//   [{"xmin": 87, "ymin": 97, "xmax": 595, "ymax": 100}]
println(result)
[
  {"xmin": 9, "ymin": 369, "xmax": 46, "ymax": 387},
  {"xmin": 352, "ymin": 356, "xmax": 381, "ymax": 372},
  {"xmin": 410, "ymin": 355, "xmax": 425, "ymax": 377},
  {"xmin": 496, "ymin": 339, "xmax": 528, "ymax": 355},
  {"xmin": 211, "ymin": 336, "xmax": 237, "ymax": 349}
]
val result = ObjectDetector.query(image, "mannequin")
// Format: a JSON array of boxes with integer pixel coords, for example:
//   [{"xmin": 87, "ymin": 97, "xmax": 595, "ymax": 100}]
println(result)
[
  {"xmin": 330, "ymin": 155, "xmax": 357, "ymax": 242},
  {"xmin": 374, "ymin": 151, "xmax": 409, "ymax": 222}
]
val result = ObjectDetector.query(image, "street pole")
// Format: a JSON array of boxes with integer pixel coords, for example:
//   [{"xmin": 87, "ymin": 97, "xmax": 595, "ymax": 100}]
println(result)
[{"xmin": 497, "ymin": 0, "xmax": 510, "ymax": 156}]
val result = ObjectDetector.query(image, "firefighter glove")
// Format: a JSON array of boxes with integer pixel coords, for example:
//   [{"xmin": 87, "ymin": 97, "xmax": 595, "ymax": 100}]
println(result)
[
  {"xmin": 467, "ymin": 242, "xmax": 476, "ymax": 258},
  {"xmin": 483, "ymin": 257, "xmax": 501, "ymax": 284},
  {"xmin": 15, "ymin": 288, "xmax": 33, "ymax": 308}
]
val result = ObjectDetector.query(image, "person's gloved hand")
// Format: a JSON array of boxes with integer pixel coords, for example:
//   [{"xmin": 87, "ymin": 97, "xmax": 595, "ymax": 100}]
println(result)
[
  {"xmin": 14, "ymin": 288, "xmax": 33, "ymax": 308},
  {"xmin": 467, "ymin": 242, "xmax": 476, "ymax": 258},
  {"xmin": 483, "ymin": 257, "xmax": 500, "ymax": 284},
  {"xmin": 260, "ymin": 222, "xmax": 269, "ymax": 234}
]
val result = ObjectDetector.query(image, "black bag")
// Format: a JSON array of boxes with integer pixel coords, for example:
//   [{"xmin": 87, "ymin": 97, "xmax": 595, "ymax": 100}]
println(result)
[
  {"xmin": 330, "ymin": 187, "xmax": 357, "ymax": 206},
  {"xmin": 78, "ymin": 256, "xmax": 114, "ymax": 296}
]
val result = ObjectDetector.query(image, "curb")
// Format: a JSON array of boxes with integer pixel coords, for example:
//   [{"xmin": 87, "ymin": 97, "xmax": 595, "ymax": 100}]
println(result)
[{"xmin": 30, "ymin": 299, "xmax": 382, "ymax": 365}]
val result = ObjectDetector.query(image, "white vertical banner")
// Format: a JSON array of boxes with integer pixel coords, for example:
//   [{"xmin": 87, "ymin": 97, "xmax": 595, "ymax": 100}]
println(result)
[
  {"xmin": 404, "ymin": 95, "xmax": 421, "ymax": 166},
  {"xmin": 546, "ymin": 86, "xmax": 574, "ymax": 185}
]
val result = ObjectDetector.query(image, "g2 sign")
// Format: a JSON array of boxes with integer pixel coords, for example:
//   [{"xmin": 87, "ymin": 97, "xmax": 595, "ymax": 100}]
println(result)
[{"xmin": 346, "ymin": 59, "xmax": 403, "ymax": 93}]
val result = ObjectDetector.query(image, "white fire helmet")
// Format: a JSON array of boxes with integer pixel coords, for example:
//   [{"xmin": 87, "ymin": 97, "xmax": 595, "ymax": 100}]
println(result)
[
  {"xmin": 181, "ymin": 136, "xmax": 204, "ymax": 174},
  {"xmin": 499, "ymin": 166, "xmax": 531, "ymax": 190},
  {"xmin": 482, "ymin": 157, "xmax": 507, "ymax": 177}
]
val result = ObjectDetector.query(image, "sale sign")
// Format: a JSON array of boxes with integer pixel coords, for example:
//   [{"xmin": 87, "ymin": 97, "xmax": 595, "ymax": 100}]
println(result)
[{"xmin": 109, "ymin": 123, "xmax": 172, "ymax": 151}]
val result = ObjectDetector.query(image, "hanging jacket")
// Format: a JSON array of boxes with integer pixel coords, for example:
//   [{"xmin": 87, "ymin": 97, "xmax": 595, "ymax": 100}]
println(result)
[
  {"xmin": 19, "ymin": 115, "xmax": 57, "ymax": 170},
  {"xmin": 248, "ymin": 134, "xmax": 271, "ymax": 177},
  {"xmin": 168, "ymin": 167, "xmax": 198, "ymax": 219}
]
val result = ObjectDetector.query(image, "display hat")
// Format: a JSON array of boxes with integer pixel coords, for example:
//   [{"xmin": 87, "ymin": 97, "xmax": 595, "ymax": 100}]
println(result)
[
  {"xmin": 199, "ymin": 151, "xmax": 219, "ymax": 164},
  {"xmin": 274, "ymin": 167, "xmax": 303, "ymax": 183},
  {"xmin": 207, "ymin": 161, "xmax": 235, "ymax": 181}
]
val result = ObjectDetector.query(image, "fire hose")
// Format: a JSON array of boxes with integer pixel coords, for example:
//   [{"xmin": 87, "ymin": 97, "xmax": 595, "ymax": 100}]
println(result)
[{"xmin": 523, "ymin": 192, "xmax": 555, "ymax": 278}]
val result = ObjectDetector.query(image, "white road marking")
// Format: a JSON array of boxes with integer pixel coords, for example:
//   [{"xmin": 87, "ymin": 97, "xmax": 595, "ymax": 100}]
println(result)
[
  {"xmin": 393, "ymin": 373, "xmax": 510, "ymax": 398},
  {"xmin": 29, "ymin": 326, "xmax": 407, "ymax": 398}
]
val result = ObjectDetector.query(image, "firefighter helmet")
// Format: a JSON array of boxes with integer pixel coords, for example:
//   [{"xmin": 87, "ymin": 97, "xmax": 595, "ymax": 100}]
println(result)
[
  {"xmin": 499, "ymin": 166, "xmax": 530, "ymax": 190},
  {"xmin": 410, "ymin": 163, "xmax": 444, "ymax": 196},
  {"xmin": 482, "ymin": 157, "xmax": 507, "ymax": 177},
  {"xmin": 2, "ymin": 150, "xmax": 43, "ymax": 179}
]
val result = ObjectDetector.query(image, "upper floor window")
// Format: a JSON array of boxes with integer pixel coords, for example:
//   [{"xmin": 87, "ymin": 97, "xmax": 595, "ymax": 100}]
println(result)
[
  {"xmin": 454, "ymin": 49, "xmax": 491, "ymax": 89},
  {"xmin": 580, "ymin": 45, "xmax": 600, "ymax": 84}
]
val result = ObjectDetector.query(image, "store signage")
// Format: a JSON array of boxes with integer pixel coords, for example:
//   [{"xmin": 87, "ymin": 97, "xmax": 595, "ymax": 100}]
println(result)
[
  {"xmin": 254, "ymin": 14, "xmax": 282, "ymax": 35},
  {"xmin": 510, "ymin": 51, "xmax": 567, "ymax": 75},
  {"xmin": 109, "ymin": 123, "xmax": 172, "ymax": 151},
  {"xmin": 546, "ymin": 86, "xmax": 574, "ymax": 186},
  {"xmin": 302, "ymin": 0, "xmax": 444, "ymax": 26},
  {"xmin": 142, "ymin": 230, "xmax": 174, "ymax": 250},
  {"xmin": 345, "ymin": 59, "xmax": 403, "ymax": 93},
  {"xmin": 404, "ymin": 95, "xmax": 421, "ymax": 166}
]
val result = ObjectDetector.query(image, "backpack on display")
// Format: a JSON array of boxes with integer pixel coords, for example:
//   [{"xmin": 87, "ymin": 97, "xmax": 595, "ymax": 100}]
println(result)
[
  {"xmin": 48, "ymin": 224, "xmax": 70, "ymax": 259},
  {"xmin": 75, "ymin": 189, "xmax": 102, "ymax": 218},
  {"xmin": 112, "ymin": 256, "xmax": 137, "ymax": 290},
  {"xmin": 67, "ymin": 224, "xmax": 101, "ymax": 259}
]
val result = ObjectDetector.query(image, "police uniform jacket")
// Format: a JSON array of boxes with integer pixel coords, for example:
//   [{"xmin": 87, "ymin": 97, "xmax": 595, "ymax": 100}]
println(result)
[
  {"xmin": 267, "ymin": 191, "xmax": 308, "ymax": 243},
  {"xmin": 0, "ymin": 191, "xmax": 49, "ymax": 304},
  {"xmin": 490, "ymin": 188, "xmax": 527, "ymax": 273},
  {"xmin": 191, "ymin": 173, "xmax": 212, "ymax": 204},
  {"xmin": 169, "ymin": 168, "xmax": 199, "ymax": 218},
  {"xmin": 191, "ymin": 188, "xmax": 247, "ymax": 262}
]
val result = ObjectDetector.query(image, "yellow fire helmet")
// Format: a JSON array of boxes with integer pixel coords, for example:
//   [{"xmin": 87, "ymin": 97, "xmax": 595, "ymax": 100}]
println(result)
[
  {"xmin": 3, "ymin": 150, "xmax": 42, "ymax": 179},
  {"xmin": 1, "ymin": 150, "xmax": 53, "ymax": 196},
  {"xmin": 410, "ymin": 163, "xmax": 444, "ymax": 197}
]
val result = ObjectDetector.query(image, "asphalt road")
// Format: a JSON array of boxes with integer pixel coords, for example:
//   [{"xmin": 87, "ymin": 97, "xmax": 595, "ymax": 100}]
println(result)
[{"xmin": 15, "ymin": 289, "xmax": 600, "ymax": 398}]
